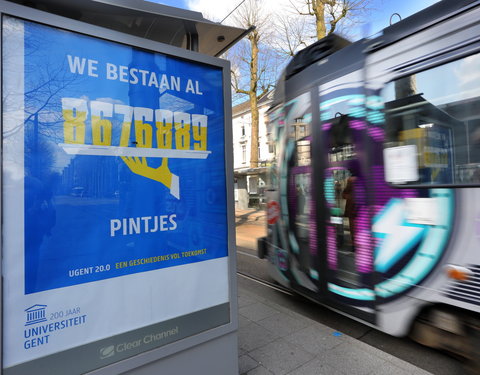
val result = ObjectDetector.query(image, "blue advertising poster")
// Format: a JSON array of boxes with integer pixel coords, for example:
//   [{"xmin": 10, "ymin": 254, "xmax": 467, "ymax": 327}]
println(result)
[
  {"xmin": 18, "ymin": 19, "xmax": 227, "ymax": 293},
  {"xmin": 2, "ymin": 15, "xmax": 232, "ymax": 372}
]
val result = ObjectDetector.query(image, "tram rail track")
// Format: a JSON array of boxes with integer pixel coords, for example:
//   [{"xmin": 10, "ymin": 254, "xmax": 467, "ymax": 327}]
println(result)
[{"xmin": 236, "ymin": 270, "xmax": 294, "ymax": 296}]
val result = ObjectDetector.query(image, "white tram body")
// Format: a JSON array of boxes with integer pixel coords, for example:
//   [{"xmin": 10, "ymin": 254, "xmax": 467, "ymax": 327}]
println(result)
[{"xmin": 258, "ymin": 0, "xmax": 480, "ymax": 361}]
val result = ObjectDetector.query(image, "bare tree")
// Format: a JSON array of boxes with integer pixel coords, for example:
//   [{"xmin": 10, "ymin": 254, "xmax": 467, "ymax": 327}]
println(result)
[
  {"xmin": 230, "ymin": 0, "xmax": 280, "ymax": 168},
  {"xmin": 3, "ymin": 21, "xmax": 84, "ymax": 182},
  {"xmin": 271, "ymin": 12, "xmax": 315, "ymax": 57},
  {"xmin": 290, "ymin": 0, "xmax": 372, "ymax": 40}
]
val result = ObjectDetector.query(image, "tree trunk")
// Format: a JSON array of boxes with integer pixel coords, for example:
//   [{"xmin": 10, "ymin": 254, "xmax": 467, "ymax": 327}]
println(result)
[
  {"xmin": 314, "ymin": 1, "xmax": 326, "ymax": 40},
  {"xmin": 250, "ymin": 94, "xmax": 259, "ymax": 168},
  {"xmin": 249, "ymin": 31, "xmax": 260, "ymax": 168}
]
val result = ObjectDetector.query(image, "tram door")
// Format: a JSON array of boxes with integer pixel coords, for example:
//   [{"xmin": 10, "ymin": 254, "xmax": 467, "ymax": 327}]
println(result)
[
  {"xmin": 290, "ymin": 139, "xmax": 312, "ymax": 276},
  {"xmin": 286, "ymin": 118, "xmax": 319, "ymax": 294},
  {"xmin": 279, "ymin": 91, "xmax": 321, "ymax": 295},
  {"xmin": 320, "ymin": 107, "xmax": 376, "ymax": 321}
]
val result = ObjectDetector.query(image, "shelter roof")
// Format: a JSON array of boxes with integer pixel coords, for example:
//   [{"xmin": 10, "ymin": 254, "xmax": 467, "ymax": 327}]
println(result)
[{"xmin": 11, "ymin": 0, "xmax": 251, "ymax": 56}]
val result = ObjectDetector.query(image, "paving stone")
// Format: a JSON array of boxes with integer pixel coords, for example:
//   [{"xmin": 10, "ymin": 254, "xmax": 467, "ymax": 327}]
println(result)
[
  {"xmin": 256, "ymin": 311, "xmax": 313, "ymax": 337},
  {"xmin": 315, "ymin": 341, "xmax": 389, "ymax": 375},
  {"xmin": 239, "ymin": 314, "xmax": 253, "ymax": 328},
  {"xmin": 340, "ymin": 337, "xmax": 434, "ymax": 374},
  {"xmin": 380, "ymin": 355, "xmax": 435, "ymax": 374},
  {"xmin": 246, "ymin": 365, "xmax": 275, "ymax": 375},
  {"xmin": 238, "ymin": 292, "xmax": 257, "ymax": 308},
  {"xmin": 239, "ymin": 346, "xmax": 247, "ymax": 357},
  {"xmin": 369, "ymin": 363, "xmax": 423, "ymax": 375},
  {"xmin": 239, "ymin": 301, "xmax": 280, "ymax": 322},
  {"xmin": 239, "ymin": 354, "xmax": 260, "ymax": 374},
  {"xmin": 249, "ymin": 339, "xmax": 315, "ymax": 375},
  {"xmin": 288, "ymin": 357, "xmax": 346, "ymax": 375},
  {"xmin": 238, "ymin": 321, "xmax": 280, "ymax": 352},
  {"xmin": 285, "ymin": 325, "xmax": 344, "ymax": 354}
]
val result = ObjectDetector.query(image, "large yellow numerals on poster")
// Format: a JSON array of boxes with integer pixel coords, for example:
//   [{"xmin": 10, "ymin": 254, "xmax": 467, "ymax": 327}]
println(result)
[
  {"xmin": 155, "ymin": 109, "xmax": 173, "ymax": 149},
  {"xmin": 91, "ymin": 101, "xmax": 112, "ymax": 146},
  {"xmin": 62, "ymin": 98, "xmax": 87, "ymax": 144},
  {"xmin": 192, "ymin": 114, "xmax": 207, "ymax": 151},
  {"xmin": 174, "ymin": 112, "xmax": 191, "ymax": 150},
  {"xmin": 134, "ymin": 107, "xmax": 153, "ymax": 148},
  {"xmin": 115, "ymin": 104, "xmax": 133, "ymax": 147},
  {"xmin": 60, "ymin": 98, "xmax": 208, "ymax": 151}
]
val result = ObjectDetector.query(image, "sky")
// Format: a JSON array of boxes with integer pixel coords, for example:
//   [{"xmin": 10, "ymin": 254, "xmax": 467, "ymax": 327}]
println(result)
[
  {"xmin": 147, "ymin": 0, "xmax": 441, "ymax": 39},
  {"xmin": 146, "ymin": 0, "xmax": 442, "ymax": 103}
]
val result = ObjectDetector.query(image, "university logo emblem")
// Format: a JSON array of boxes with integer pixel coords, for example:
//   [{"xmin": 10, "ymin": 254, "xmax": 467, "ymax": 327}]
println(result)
[{"xmin": 25, "ymin": 304, "xmax": 48, "ymax": 326}]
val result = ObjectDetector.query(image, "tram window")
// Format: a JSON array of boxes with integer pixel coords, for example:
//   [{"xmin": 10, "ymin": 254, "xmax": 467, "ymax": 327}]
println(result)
[
  {"xmin": 383, "ymin": 52, "xmax": 480, "ymax": 185},
  {"xmin": 291, "ymin": 117, "xmax": 311, "ymax": 166},
  {"xmin": 293, "ymin": 117, "xmax": 310, "ymax": 140},
  {"xmin": 331, "ymin": 114, "xmax": 351, "ymax": 147},
  {"xmin": 328, "ymin": 114, "xmax": 355, "ymax": 162},
  {"xmin": 295, "ymin": 139, "xmax": 311, "ymax": 166}
]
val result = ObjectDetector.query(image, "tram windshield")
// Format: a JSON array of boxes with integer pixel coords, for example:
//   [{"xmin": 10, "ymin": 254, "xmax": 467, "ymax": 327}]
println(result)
[{"xmin": 383, "ymin": 52, "xmax": 480, "ymax": 185}]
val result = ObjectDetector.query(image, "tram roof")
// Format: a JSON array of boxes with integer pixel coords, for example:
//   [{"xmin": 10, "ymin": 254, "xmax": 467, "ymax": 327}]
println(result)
[
  {"xmin": 369, "ymin": 0, "xmax": 479, "ymax": 51},
  {"xmin": 269, "ymin": 38, "xmax": 367, "ymax": 110},
  {"xmin": 9, "ymin": 0, "xmax": 251, "ymax": 57},
  {"xmin": 284, "ymin": 34, "xmax": 352, "ymax": 81},
  {"xmin": 269, "ymin": 0, "xmax": 479, "ymax": 110}
]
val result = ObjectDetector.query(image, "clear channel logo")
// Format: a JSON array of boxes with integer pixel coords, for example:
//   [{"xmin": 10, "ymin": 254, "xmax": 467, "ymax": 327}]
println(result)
[{"xmin": 99, "ymin": 345, "xmax": 115, "ymax": 359}]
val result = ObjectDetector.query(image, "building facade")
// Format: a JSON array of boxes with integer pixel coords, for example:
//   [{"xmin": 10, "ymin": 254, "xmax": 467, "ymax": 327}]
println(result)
[{"xmin": 232, "ymin": 92, "xmax": 274, "ymax": 209}]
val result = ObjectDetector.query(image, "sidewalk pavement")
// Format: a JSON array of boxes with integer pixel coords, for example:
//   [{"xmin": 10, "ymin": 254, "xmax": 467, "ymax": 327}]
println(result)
[
  {"xmin": 237, "ymin": 277, "xmax": 433, "ymax": 375},
  {"xmin": 235, "ymin": 208, "xmax": 266, "ymax": 226}
]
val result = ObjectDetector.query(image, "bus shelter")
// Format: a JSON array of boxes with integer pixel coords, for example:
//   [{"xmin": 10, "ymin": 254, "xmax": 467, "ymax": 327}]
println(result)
[{"xmin": 0, "ymin": 0, "xmax": 246, "ymax": 373}]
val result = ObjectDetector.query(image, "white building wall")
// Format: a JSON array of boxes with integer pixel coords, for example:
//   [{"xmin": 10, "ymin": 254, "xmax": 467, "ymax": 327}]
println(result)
[
  {"xmin": 258, "ymin": 106, "xmax": 271, "ymax": 165},
  {"xmin": 232, "ymin": 95, "xmax": 274, "ymax": 208},
  {"xmin": 232, "ymin": 104, "xmax": 272, "ymax": 169},
  {"xmin": 232, "ymin": 113, "xmax": 249, "ymax": 169}
]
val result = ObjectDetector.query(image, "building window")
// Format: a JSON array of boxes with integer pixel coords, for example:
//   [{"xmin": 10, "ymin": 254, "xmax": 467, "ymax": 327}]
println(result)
[
  {"xmin": 241, "ymin": 125, "xmax": 245, "ymax": 136},
  {"xmin": 242, "ymin": 145, "xmax": 246, "ymax": 163},
  {"xmin": 268, "ymin": 141, "xmax": 275, "ymax": 154}
]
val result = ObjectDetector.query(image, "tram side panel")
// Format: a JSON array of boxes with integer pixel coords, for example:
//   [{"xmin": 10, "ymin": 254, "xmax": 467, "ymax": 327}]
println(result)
[
  {"xmin": 365, "ymin": 3, "xmax": 480, "ymax": 339},
  {"xmin": 260, "ymin": 2, "xmax": 480, "ymax": 352}
]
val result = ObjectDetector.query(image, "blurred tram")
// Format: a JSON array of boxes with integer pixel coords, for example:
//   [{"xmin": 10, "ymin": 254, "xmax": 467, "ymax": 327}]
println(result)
[{"xmin": 257, "ymin": 0, "xmax": 480, "ymax": 366}]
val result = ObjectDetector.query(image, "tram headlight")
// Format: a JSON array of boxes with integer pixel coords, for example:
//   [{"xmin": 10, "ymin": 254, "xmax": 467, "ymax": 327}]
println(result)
[{"xmin": 444, "ymin": 264, "xmax": 473, "ymax": 281}]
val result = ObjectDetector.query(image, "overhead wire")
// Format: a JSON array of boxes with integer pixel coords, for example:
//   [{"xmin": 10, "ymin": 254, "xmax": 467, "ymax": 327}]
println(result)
[{"xmin": 221, "ymin": 0, "xmax": 247, "ymax": 23}]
